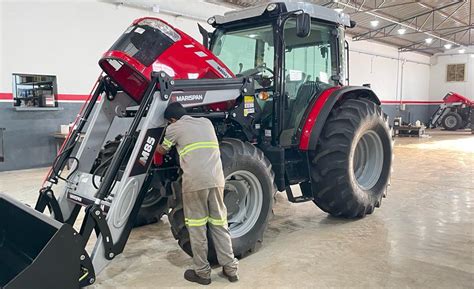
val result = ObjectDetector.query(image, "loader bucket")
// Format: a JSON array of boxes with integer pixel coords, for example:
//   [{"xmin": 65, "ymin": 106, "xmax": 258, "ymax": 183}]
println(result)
[{"xmin": 0, "ymin": 194, "xmax": 85, "ymax": 289}]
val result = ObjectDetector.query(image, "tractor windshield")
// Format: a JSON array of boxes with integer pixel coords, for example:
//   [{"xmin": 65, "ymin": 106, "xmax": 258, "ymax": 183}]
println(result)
[{"xmin": 211, "ymin": 24, "xmax": 275, "ymax": 89}]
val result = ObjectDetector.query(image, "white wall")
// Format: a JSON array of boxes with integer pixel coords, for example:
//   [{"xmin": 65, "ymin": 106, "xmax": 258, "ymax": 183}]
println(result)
[
  {"xmin": 347, "ymin": 38, "xmax": 431, "ymax": 102},
  {"xmin": 0, "ymin": 0, "xmax": 228, "ymax": 95},
  {"xmin": 429, "ymin": 50, "xmax": 474, "ymax": 100},
  {"xmin": 0, "ymin": 0, "xmax": 431, "ymax": 103},
  {"xmin": 0, "ymin": 1, "xmax": 3, "ymax": 86}
]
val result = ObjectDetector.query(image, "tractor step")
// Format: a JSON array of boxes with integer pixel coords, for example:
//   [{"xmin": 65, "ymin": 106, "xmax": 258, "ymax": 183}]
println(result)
[
  {"xmin": 285, "ymin": 185, "xmax": 314, "ymax": 203},
  {"xmin": 288, "ymin": 195, "xmax": 314, "ymax": 203},
  {"xmin": 284, "ymin": 156, "xmax": 310, "ymax": 185}
]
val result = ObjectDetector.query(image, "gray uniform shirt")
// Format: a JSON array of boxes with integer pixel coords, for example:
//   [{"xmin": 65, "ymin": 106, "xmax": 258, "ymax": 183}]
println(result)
[{"xmin": 162, "ymin": 115, "xmax": 225, "ymax": 193}]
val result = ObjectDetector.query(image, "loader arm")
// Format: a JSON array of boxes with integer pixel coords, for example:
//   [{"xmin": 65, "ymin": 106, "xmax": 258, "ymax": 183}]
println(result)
[{"xmin": 0, "ymin": 72, "xmax": 254, "ymax": 289}]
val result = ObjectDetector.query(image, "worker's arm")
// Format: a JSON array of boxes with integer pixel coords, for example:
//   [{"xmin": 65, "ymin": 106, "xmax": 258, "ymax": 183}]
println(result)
[{"xmin": 156, "ymin": 126, "xmax": 177, "ymax": 155}]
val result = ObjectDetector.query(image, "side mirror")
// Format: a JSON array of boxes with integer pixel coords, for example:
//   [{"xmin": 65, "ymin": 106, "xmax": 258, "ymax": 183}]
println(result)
[
  {"xmin": 198, "ymin": 24, "xmax": 210, "ymax": 49},
  {"xmin": 296, "ymin": 13, "xmax": 311, "ymax": 38}
]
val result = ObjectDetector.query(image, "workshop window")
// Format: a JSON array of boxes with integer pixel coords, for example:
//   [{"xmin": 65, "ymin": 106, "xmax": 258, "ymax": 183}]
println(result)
[
  {"xmin": 446, "ymin": 64, "xmax": 465, "ymax": 82},
  {"xmin": 12, "ymin": 74, "xmax": 58, "ymax": 107}
]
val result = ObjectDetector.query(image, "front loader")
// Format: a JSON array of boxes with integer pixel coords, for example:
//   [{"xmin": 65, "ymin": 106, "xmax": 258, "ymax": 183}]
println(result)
[{"xmin": 0, "ymin": 2, "xmax": 393, "ymax": 288}]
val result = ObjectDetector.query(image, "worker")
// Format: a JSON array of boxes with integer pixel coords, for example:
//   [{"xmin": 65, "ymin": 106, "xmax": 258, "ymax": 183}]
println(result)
[{"xmin": 156, "ymin": 102, "xmax": 239, "ymax": 285}]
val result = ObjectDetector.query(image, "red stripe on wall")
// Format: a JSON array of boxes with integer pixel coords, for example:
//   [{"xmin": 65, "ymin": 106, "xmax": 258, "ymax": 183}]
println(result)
[
  {"xmin": 56, "ymin": 94, "xmax": 90, "ymax": 101},
  {"xmin": 0, "ymin": 92, "xmax": 444, "ymax": 104},
  {"xmin": 0, "ymin": 92, "xmax": 90, "ymax": 102},
  {"xmin": 0, "ymin": 93, "xmax": 12, "ymax": 100},
  {"xmin": 381, "ymin": 100, "xmax": 443, "ymax": 105}
]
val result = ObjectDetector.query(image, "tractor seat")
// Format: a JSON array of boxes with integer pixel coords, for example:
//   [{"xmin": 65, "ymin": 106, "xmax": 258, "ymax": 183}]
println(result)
[{"xmin": 287, "ymin": 81, "xmax": 321, "ymax": 131}]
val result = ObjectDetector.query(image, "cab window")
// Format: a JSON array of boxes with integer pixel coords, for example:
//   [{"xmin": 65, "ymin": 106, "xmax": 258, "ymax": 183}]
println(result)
[{"xmin": 280, "ymin": 19, "xmax": 339, "ymax": 146}]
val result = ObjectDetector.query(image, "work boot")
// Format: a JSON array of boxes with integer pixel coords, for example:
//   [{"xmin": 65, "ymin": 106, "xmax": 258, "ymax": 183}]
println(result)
[
  {"xmin": 184, "ymin": 269, "xmax": 211, "ymax": 285},
  {"xmin": 222, "ymin": 268, "xmax": 239, "ymax": 282}
]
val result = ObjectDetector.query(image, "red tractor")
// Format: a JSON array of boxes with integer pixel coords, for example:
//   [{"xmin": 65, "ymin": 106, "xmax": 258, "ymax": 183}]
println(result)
[
  {"xmin": 0, "ymin": 2, "xmax": 393, "ymax": 288},
  {"xmin": 430, "ymin": 92, "xmax": 473, "ymax": 131}
]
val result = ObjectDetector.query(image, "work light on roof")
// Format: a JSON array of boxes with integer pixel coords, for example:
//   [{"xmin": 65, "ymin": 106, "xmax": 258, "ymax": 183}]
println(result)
[
  {"xmin": 207, "ymin": 17, "xmax": 216, "ymax": 25},
  {"xmin": 267, "ymin": 3, "xmax": 277, "ymax": 11}
]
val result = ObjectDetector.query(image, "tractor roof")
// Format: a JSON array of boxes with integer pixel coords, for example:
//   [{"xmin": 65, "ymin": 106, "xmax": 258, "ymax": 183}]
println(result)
[{"xmin": 210, "ymin": 1, "xmax": 351, "ymax": 27}]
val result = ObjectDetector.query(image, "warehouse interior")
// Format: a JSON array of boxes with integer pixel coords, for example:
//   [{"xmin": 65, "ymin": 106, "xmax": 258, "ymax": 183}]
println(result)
[{"xmin": 0, "ymin": 0, "xmax": 473, "ymax": 288}]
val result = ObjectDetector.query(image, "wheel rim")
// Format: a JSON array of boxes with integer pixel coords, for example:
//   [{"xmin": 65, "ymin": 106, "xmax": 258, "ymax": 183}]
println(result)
[
  {"xmin": 224, "ymin": 170, "xmax": 263, "ymax": 238},
  {"xmin": 141, "ymin": 188, "xmax": 161, "ymax": 208},
  {"xmin": 445, "ymin": 115, "xmax": 457, "ymax": 128},
  {"xmin": 353, "ymin": 130, "xmax": 384, "ymax": 190}
]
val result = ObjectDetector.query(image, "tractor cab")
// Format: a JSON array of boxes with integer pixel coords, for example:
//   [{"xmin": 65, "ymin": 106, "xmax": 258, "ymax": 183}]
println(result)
[{"xmin": 207, "ymin": 1, "xmax": 352, "ymax": 147}]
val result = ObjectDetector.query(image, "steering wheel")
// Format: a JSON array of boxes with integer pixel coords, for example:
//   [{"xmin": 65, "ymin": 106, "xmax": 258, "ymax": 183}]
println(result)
[
  {"xmin": 237, "ymin": 65, "xmax": 274, "ymax": 88},
  {"xmin": 238, "ymin": 65, "xmax": 274, "ymax": 77}
]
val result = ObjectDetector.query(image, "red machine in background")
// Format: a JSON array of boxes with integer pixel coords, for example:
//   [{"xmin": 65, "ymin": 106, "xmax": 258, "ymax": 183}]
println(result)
[{"xmin": 429, "ymin": 92, "xmax": 473, "ymax": 131}]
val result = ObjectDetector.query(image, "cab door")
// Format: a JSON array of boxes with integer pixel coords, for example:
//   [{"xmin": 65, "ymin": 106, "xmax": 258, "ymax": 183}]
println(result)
[{"xmin": 279, "ymin": 19, "xmax": 340, "ymax": 147}]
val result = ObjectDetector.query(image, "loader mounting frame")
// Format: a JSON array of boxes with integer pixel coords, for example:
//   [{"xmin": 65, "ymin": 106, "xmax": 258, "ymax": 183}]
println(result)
[{"xmin": 20, "ymin": 71, "xmax": 254, "ymax": 288}]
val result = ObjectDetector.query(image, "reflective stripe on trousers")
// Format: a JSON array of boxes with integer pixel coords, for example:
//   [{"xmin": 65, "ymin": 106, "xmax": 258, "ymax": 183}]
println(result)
[{"xmin": 185, "ymin": 216, "xmax": 228, "ymax": 227}]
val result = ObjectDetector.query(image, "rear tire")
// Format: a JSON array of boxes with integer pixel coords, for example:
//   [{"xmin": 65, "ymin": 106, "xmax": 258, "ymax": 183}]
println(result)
[
  {"xmin": 168, "ymin": 138, "xmax": 275, "ymax": 261},
  {"xmin": 441, "ymin": 112, "xmax": 462, "ymax": 131},
  {"xmin": 310, "ymin": 98, "xmax": 392, "ymax": 218}
]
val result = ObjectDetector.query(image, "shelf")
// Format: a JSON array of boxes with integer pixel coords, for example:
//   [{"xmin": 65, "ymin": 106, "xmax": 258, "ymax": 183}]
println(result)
[{"xmin": 17, "ymin": 81, "xmax": 54, "ymax": 85}]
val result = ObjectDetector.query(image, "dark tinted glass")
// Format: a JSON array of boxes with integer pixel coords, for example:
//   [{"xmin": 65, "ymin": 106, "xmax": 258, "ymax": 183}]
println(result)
[{"xmin": 110, "ymin": 25, "xmax": 174, "ymax": 66}]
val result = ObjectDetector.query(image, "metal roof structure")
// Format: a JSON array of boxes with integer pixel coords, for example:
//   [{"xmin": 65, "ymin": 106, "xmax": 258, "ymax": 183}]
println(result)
[{"xmin": 206, "ymin": 0, "xmax": 474, "ymax": 55}]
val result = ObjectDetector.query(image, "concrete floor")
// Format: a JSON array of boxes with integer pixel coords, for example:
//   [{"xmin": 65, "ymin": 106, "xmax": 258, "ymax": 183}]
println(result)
[{"xmin": 0, "ymin": 129, "xmax": 473, "ymax": 288}]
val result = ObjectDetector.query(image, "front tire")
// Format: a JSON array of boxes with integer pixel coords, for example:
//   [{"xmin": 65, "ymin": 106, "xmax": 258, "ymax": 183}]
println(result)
[
  {"xmin": 168, "ymin": 138, "xmax": 275, "ymax": 260},
  {"xmin": 91, "ymin": 135, "xmax": 168, "ymax": 227},
  {"xmin": 311, "ymin": 98, "xmax": 393, "ymax": 218},
  {"xmin": 442, "ymin": 112, "xmax": 462, "ymax": 131}
]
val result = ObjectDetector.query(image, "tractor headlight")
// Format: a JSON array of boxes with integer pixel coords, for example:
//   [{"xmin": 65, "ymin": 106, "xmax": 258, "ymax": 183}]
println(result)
[{"xmin": 138, "ymin": 19, "xmax": 181, "ymax": 42}]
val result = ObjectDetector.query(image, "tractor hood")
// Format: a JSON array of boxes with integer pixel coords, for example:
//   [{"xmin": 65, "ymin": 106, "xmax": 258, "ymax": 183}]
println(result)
[{"xmin": 99, "ymin": 17, "xmax": 233, "ymax": 102}]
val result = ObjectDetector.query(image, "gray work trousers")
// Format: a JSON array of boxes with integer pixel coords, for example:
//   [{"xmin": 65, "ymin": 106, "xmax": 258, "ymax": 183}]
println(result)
[{"xmin": 183, "ymin": 187, "xmax": 239, "ymax": 279}]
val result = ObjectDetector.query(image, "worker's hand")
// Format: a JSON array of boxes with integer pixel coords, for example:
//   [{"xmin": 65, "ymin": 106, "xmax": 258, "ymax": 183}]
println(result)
[{"xmin": 156, "ymin": 145, "xmax": 168, "ymax": 155}]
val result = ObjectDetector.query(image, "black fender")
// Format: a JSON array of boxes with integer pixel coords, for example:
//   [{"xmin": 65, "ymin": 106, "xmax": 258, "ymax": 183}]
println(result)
[{"xmin": 298, "ymin": 86, "xmax": 381, "ymax": 151}]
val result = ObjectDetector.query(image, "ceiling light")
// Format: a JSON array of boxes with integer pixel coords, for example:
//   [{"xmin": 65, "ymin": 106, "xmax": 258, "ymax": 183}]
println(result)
[
  {"xmin": 458, "ymin": 48, "xmax": 465, "ymax": 54},
  {"xmin": 444, "ymin": 43, "xmax": 452, "ymax": 49},
  {"xmin": 425, "ymin": 38, "xmax": 433, "ymax": 44},
  {"xmin": 397, "ymin": 28, "xmax": 406, "ymax": 35},
  {"xmin": 370, "ymin": 20, "xmax": 379, "ymax": 27},
  {"xmin": 471, "ymin": 54, "xmax": 474, "ymax": 58},
  {"xmin": 334, "ymin": 8, "xmax": 343, "ymax": 13},
  {"xmin": 248, "ymin": 34, "xmax": 258, "ymax": 38}
]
